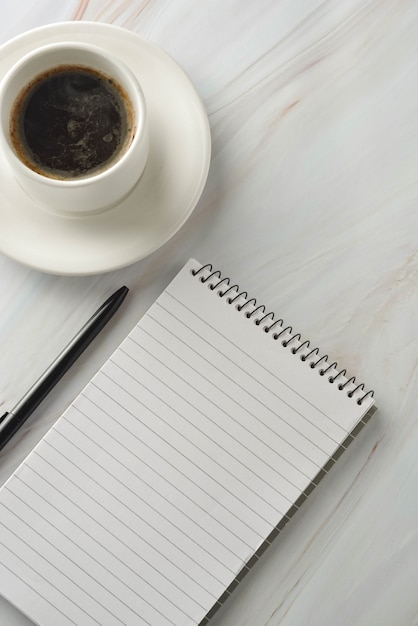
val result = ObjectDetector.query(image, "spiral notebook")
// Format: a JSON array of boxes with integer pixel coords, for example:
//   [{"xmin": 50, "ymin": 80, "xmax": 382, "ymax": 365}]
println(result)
[{"xmin": 0, "ymin": 259, "xmax": 375, "ymax": 626}]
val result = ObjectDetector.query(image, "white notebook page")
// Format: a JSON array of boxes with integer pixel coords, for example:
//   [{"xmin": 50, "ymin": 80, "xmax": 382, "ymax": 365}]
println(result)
[{"xmin": 0, "ymin": 259, "xmax": 374, "ymax": 626}]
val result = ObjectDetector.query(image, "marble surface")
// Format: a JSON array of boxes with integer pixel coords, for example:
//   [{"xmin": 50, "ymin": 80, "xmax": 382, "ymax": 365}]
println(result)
[{"xmin": 0, "ymin": 1, "xmax": 417, "ymax": 624}]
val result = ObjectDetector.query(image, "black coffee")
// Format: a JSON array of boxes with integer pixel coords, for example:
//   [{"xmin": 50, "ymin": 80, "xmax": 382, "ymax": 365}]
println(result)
[{"xmin": 10, "ymin": 65, "xmax": 134, "ymax": 179}]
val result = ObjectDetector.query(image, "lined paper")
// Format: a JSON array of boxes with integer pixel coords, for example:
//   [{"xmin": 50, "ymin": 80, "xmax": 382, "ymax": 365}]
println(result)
[{"xmin": 0, "ymin": 260, "xmax": 374, "ymax": 626}]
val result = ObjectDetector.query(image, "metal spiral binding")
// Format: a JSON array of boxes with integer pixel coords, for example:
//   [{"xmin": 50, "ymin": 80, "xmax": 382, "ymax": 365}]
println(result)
[{"xmin": 191, "ymin": 263, "xmax": 374, "ymax": 406}]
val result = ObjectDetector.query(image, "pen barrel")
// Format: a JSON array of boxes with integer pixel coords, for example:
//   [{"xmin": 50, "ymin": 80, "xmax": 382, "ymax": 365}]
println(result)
[
  {"xmin": 0, "ymin": 335, "xmax": 93, "ymax": 451},
  {"xmin": 0, "ymin": 286, "xmax": 128, "ymax": 452}
]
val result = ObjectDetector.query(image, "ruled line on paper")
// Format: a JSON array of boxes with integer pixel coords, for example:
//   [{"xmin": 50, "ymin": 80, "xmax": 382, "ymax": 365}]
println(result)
[
  {"xmin": 76, "ymin": 386, "xmax": 266, "ymax": 554},
  {"xmin": 0, "ymin": 521, "xmax": 126, "ymax": 626},
  {"xmin": 19, "ymin": 458, "xmax": 206, "ymax": 623},
  {"xmin": 72, "ymin": 395, "xmax": 245, "ymax": 572},
  {"xmin": 91, "ymin": 370, "xmax": 279, "ymax": 537},
  {"xmin": 0, "ymin": 503, "xmax": 138, "ymax": 625},
  {"xmin": 110, "ymin": 351, "xmax": 296, "ymax": 512},
  {"xmin": 128, "ymin": 326, "xmax": 322, "ymax": 479},
  {"xmin": 0, "ymin": 551, "xmax": 86, "ymax": 626},
  {"xmin": 146, "ymin": 305, "xmax": 340, "ymax": 455},
  {"xmin": 34, "ymin": 441, "xmax": 211, "ymax": 616},
  {"xmin": 53, "ymin": 420, "xmax": 230, "ymax": 592},
  {"xmin": 136, "ymin": 316, "xmax": 336, "ymax": 472},
  {"xmin": 61, "ymin": 408, "xmax": 235, "ymax": 583},
  {"xmin": 140, "ymin": 312, "xmax": 332, "ymax": 466},
  {"xmin": 6, "ymin": 475, "xmax": 181, "ymax": 625},
  {"xmin": 4, "ymin": 484, "xmax": 196, "ymax": 617},
  {"xmin": 164, "ymin": 289, "xmax": 348, "ymax": 433}
]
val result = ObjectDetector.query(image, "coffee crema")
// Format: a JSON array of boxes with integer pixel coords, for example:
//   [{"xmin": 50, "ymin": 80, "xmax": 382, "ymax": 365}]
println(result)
[{"xmin": 10, "ymin": 64, "xmax": 135, "ymax": 180}]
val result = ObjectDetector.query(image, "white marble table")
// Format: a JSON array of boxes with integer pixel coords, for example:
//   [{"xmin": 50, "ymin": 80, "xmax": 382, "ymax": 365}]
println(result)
[{"xmin": 0, "ymin": 1, "xmax": 417, "ymax": 625}]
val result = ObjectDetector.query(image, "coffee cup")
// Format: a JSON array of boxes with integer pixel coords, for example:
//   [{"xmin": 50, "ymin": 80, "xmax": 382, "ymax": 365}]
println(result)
[{"xmin": 0, "ymin": 42, "xmax": 148, "ymax": 214}]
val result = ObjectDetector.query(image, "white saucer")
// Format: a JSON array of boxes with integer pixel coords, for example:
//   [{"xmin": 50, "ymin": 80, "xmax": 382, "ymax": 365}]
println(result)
[{"xmin": 0, "ymin": 22, "xmax": 211, "ymax": 275}]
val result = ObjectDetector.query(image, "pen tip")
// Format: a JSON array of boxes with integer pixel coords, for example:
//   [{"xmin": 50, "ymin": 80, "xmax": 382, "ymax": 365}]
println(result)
[{"xmin": 117, "ymin": 286, "xmax": 129, "ymax": 297}]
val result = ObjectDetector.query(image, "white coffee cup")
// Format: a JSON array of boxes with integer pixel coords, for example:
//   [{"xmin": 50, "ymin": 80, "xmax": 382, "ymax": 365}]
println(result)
[{"xmin": 0, "ymin": 42, "xmax": 148, "ymax": 214}]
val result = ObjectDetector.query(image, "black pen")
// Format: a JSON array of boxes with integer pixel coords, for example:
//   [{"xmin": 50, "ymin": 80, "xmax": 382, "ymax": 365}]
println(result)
[{"xmin": 0, "ymin": 286, "xmax": 129, "ymax": 452}]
